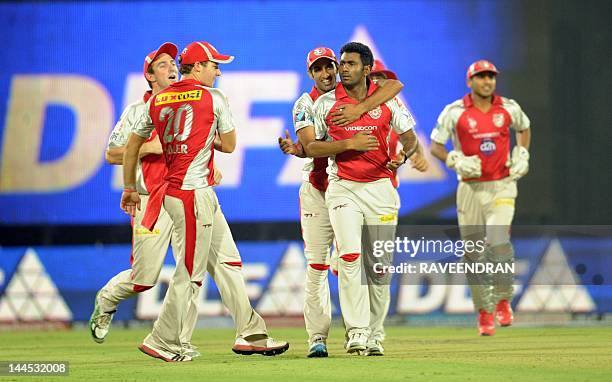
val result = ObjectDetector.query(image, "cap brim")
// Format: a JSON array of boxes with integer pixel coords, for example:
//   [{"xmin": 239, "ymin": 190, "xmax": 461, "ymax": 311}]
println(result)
[
  {"xmin": 308, "ymin": 55, "xmax": 338, "ymax": 69},
  {"xmin": 210, "ymin": 54, "xmax": 234, "ymax": 64},
  {"xmin": 371, "ymin": 69, "xmax": 397, "ymax": 80},
  {"xmin": 469, "ymin": 69, "xmax": 499, "ymax": 78}
]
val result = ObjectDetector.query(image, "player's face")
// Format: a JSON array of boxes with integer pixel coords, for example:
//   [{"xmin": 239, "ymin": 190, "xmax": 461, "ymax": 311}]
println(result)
[
  {"xmin": 468, "ymin": 72, "xmax": 496, "ymax": 98},
  {"xmin": 339, "ymin": 52, "xmax": 371, "ymax": 87},
  {"xmin": 308, "ymin": 58, "xmax": 337, "ymax": 93},
  {"xmin": 199, "ymin": 61, "xmax": 221, "ymax": 87},
  {"xmin": 149, "ymin": 53, "xmax": 178, "ymax": 90},
  {"xmin": 369, "ymin": 73, "xmax": 387, "ymax": 84}
]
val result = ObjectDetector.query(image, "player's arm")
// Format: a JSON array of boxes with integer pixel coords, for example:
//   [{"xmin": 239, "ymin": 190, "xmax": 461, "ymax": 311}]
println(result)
[
  {"xmin": 515, "ymin": 127, "xmax": 531, "ymax": 150},
  {"xmin": 216, "ymin": 130, "xmax": 236, "ymax": 153},
  {"xmin": 105, "ymin": 137, "xmax": 163, "ymax": 165},
  {"xmin": 395, "ymin": 127, "xmax": 428, "ymax": 172},
  {"xmin": 212, "ymin": 89, "xmax": 237, "ymax": 154},
  {"xmin": 430, "ymin": 108, "xmax": 481, "ymax": 178},
  {"xmin": 303, "ymin": 127, "xmax": 379, "ymax": 158},
  {"xmin": 121, "ymin": 132, "xmax": 147, "ymax": 216},
  {"xmin": 330, "ymin": 79, "xmax": 403, "ymax": 126},
  {"xmin": 120, "ymin": 105, "xmax": 155, "ymax": 216}
]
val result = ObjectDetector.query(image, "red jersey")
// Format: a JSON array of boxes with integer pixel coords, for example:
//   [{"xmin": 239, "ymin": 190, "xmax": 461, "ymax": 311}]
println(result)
[
  {"xmin": 430, "ymin": 94, "xmax": 530, "ymax": 182},
  {"xmin": 313, "ymin": 83, "xmax": 415, "ymax": 183},
  {"xmin": 134, "ymin": 79, "xmax": 236, "ymax": 190}
]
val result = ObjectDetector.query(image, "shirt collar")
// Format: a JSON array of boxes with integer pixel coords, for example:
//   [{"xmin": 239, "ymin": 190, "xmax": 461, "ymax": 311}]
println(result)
[
  {"xmin": 463, "ymin": 93, "xmax": 502, "ymax": 108},
  {"xmin": 335, "ymin": 80, "xmax": 378, "ymax": 101}
]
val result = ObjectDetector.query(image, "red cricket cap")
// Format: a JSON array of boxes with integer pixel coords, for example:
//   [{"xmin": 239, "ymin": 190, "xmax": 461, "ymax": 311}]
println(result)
[
  {"xmin": 143, "ymin": 42, "xmax": 178, "ymax": 76},
  {"xmin": 466, "ymin": 60, "xmax": 499, "ymax": 78},
  {"xmin": 306, "ymin": 47, "xmax": 338, "ymax": 69},
  {"xmin": 370, "ymin": 59, "xmax": 398, "ymax": 80},
  {"xmin": 179, "ymin": 41, "xmax": 234, "ymax": 65}
]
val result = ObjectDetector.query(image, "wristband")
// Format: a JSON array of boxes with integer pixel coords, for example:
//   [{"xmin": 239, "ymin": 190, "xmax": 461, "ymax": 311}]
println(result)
[
  {"xmin": 123, "ymin": 187, "xmax": 137, "ymax": 193},
  {"xmin": 403, "ymin": 141, "xmax": 419, "ymax": 163}
]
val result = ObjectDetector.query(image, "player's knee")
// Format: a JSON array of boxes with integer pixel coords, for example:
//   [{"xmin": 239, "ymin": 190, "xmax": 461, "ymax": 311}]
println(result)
[
  {"xmin": 487, "ymin": 242, "xmax": 514, "ymax": 262},
  {"xmin": 308, "ymin": 263, "xmax": 330, "ymax": 271},
  {"xmin": 340, "ymin": 253, "xmax": 360, "ymax": 262},
  {"xmin": 133, "ymin": 284, "xmax": 153, "ymax": 293}
]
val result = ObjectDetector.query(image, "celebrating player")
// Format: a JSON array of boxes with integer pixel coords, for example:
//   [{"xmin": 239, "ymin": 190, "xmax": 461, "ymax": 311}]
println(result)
[
  {"xmin": 312, "ymin": 42, "xmax": 427, "ymax": 354},
  {"xmin": 119, "ymin": 41, "xmax": 288, "ymax": 361},
  {"xmin": 280, "ymin": 46, "xmax": 404, "ymax": 357},
  {"xmin": 430, "ymin": 60, "xmax": 531, "ymax": 336}
]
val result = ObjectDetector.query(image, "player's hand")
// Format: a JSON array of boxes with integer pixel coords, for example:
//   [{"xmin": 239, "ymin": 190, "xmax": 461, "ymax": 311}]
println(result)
[
  {"xmin": 386, "ymin": 149, "xmax": 406, "ymax": 171},
  {"xmin": 508, "ymin": 146, "xmax": 529, "ymax": 180},
  {"xmin": 213, "ymin": 165, "xmax": 223, "ymax": 186},
  {"xmin": 330, "ymin": 104, "xmax": 365, "ymax": 126},
  {"xmin": 278, "ymin": 129, "xmax": 296, "ymax": 154},
  {"xmin": 408, "ymin": 150, "xmax": 429, "ymax": 172},
  {"xmin": 348, "ymin": 131, "xmax": 379, "ymax": 151},
  {"xmin": 120, "ymin": 190, "xmax": 141, "ymax": 217},
  {"xmin": 446, "ymin": 150, "xmax": 481, "ymax": 178}
]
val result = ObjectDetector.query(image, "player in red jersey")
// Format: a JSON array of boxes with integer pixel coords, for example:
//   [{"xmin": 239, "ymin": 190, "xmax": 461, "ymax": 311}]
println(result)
[
  {"xmin": 120, "ymin": 41, "xmax": 288, "ymax": 361},
  {"xmin": 312, "ymin": 42, "xmax": 427, "ymax": 353},
  {"xmin": 430, "ymin": 60, "xmax": 531, "ymax": 336},
  {"xmin": 279, "ymin": 46, "xmax": 404, "ymax": 357}
]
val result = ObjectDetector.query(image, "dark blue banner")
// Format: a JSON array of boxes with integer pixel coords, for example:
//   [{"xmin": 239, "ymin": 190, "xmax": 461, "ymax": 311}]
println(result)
[{"xmin": 0, "ymin": 1, "xmax": 524, "ymax": 224}]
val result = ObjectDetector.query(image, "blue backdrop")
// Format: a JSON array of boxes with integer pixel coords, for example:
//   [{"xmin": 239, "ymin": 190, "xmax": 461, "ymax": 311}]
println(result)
[{"xmin": 0, "ymin": 1, "xmax": 525, "ymax": 224}]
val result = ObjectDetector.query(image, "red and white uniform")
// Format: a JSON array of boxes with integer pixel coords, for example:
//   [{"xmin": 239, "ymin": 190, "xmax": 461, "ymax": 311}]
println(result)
[
  {"xmin": 133, "ymin": 79, "xmax": 267, "ymax": 354},
  {"xmin": 431, "ymin": 94, "xmax": 530, "ymax": 182},
  {"xmin": 313, "ymin": 83, "xmax": 415, "ymax": 333},
  {"xmin": 100, "ymin": 87, "xmax": 266, "ymax": 354},
  {"xmin": 292, "ymin": 86, "xmax": 333, "ymax": 344},
  {"xmin": 431, "ymin": 93, "xmax": 530, "ymax": 313}
]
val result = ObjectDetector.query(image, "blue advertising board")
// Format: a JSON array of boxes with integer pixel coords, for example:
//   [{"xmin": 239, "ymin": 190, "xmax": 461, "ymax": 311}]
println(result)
[{"xmin": 0, "ymin": 0, "xmax": 525, "ymax": 224}]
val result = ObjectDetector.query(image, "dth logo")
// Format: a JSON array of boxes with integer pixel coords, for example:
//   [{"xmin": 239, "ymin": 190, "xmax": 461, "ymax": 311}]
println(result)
[
  {"xmin": 344, "ymin": 125, "xmax": 377, "ymax": 131},
  {"xmin": 480, "ymin": 138, "xmax": 496, "ymax": 156}
]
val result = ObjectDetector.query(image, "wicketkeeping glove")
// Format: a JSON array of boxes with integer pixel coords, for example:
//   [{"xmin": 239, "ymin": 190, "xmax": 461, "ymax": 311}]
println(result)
[
  {"xmin": 446, "ymin": 150, "xmax": 482, "ymax": 179},
  {"xmin": 508, "ymin": 146, "xmax": 529, "ymax": 180}
]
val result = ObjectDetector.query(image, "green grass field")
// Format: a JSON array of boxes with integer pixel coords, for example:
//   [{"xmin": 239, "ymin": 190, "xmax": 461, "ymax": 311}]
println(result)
[{"xmin": 1, "ymin": 326, "xmax": 611, "ymax": 381}]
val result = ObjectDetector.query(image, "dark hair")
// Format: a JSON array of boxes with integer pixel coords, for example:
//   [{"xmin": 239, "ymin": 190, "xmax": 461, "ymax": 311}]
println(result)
[
  {"xmin": 179, "ymin": 63, "xmax": 194, "ymax": 75},
  {"xmin": 340, "ymin": 42, "xmax": 374, "ymax": 68},
  {"xmin": 146, "ymin": 64, "xmax": 154, "ymax": 89}
]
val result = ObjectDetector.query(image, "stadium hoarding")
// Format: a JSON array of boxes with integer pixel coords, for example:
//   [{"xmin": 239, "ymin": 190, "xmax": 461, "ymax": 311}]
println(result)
[
  {"xmin": 0, "ymin": 236, "xmax": 609, "ymax": 324},
  {"xmin": 0, "ymin": 0, "xmax": 523, "ymax": 224}
]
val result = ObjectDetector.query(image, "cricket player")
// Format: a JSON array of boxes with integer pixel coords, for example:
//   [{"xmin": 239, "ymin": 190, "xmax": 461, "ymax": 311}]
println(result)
[
  {"xmin": 119, "ymin": 41, "xmax": 288, "ymax": 361},
  {"xmin": 430, "ymin": 60, "xmax": 531, "ymax": 336},
  {"xmin": 312, "ymin": 42, "xmax": 428, "ymax": 353},
  {"xmin": 279, "ymin": 46, "xmax": 404, "ymax": 357}
]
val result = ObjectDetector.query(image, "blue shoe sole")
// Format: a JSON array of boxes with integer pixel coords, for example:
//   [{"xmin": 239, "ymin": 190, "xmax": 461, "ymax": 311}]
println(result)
[{"xmin": 307, "ymin": 344, "xmax": 328, "ymax": 358}]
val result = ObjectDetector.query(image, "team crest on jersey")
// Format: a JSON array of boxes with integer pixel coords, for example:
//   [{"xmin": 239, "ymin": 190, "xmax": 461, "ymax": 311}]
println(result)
[
  {"xmin": 468, "ymin": 117, "xmax": 478, "ymax": 130},
  {"xmin": 155, "ymin": 90, "xmax": 202, "ymax": 106},
  {"xmin": 493, "ymin": 113, "xmax": 505, "ymax": 128},
  {"xmin": 368, "ymin": 106, "xmax": 382, "ymax": 119}
]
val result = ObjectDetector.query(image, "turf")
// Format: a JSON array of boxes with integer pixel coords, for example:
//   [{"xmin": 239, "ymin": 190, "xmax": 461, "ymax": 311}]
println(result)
[{"xmin": 0, "ymin": 326, "xmax": 611, "ymax": 381}]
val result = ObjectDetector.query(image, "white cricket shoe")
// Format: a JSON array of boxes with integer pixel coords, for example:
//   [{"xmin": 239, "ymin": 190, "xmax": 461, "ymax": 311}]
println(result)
[
  {"xmin": 183, "ymin": 343, "xmax": 201, "ymax": 358},
  {"xmin": 89, "ymin": 292, "xmax": 115, "ymax": 344},
  {"xmin": 363, "ymin": 339, "xmax": 384, "ymax": 356},
  {"xmin": 232, "ymin": 337, "xmax": 289, "ymax": 356},
  {"xmin": 138, "ymin": 343, "xmax": 193, "ymax": 362},
  {"xmin": 345, "ymin": 330, "xmax": 368, "ymax": 354}
]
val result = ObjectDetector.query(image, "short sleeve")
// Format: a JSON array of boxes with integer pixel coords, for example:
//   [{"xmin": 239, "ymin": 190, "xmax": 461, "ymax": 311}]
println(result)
[
  {"xmin": 133, "ymin": 100, "xmax": 155, "ymax": 139},
  {"xmin": 313, "ymin": 100, "xmax": 329, "ymax": 140},
  {"xmin": 107, "ymin": 107, "xmax": 132, "ymax": 149},
  {"xmin": 430, "ymin": 104, "xmax": 456, "ymax": 144},
  {"xmin": 387, "ymin": 97, "xmax": 415, "ymax": 135},
  {"xmin": 211, "ymin": 89, "xmax": 236, "ymax": 134},
  {"xmin": 292, "ymin": 95, "xmax": 315, "ymax": 133},
  {"xmin": 504, "ymin": 98, "xmax": 531, "ymax": 131}
]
